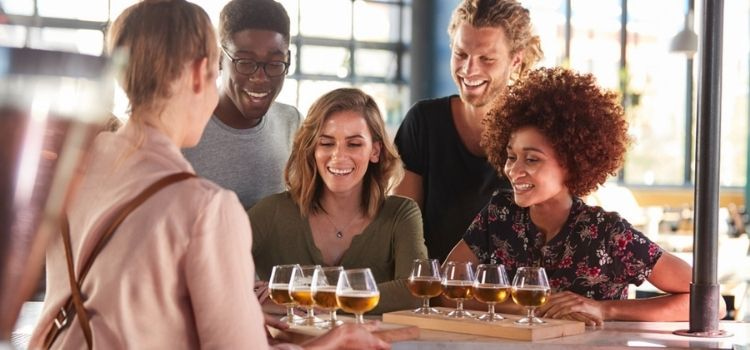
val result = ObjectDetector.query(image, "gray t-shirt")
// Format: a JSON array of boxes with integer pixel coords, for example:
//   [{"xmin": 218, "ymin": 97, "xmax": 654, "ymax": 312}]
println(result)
[{"xmin": 183, "ymin": 102, "xmax": 301, "ymax": 209}]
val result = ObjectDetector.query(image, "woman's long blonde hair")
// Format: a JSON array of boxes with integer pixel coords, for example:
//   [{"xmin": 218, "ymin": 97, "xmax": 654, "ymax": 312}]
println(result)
[{"xmin": 285, "ymin": 88, "xmax": 403, "ymax": 217}]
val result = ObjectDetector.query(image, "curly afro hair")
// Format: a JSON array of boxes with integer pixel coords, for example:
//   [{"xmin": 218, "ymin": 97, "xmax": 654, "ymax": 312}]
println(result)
[{"xmin": 482, "ymin": 67, "xmax": 630, "ymax": 197}]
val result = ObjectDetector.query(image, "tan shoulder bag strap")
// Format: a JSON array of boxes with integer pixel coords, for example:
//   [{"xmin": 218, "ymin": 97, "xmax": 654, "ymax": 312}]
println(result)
[{"xmin": 43, "ymin": 172, "xmax": 196, "ymax": 349}]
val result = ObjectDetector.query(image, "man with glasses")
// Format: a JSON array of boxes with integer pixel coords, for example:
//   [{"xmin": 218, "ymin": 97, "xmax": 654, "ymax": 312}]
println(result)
[{"xmin": 184, "ymin": 0, "xmax": 300, "ymax": 209}]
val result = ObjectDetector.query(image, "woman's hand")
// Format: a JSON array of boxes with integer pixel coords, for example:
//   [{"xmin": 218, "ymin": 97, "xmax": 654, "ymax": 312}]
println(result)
[
  {"xmin": 303, "ymin": 322, "xmax": 390, "ymax": 350},
  {"xmin": 254, "ymin": 280, "xmax": 270, "ymax": 304},
  {"xmin": 537, "ymin": 291, "xmax": 605, "ymax": 326}
]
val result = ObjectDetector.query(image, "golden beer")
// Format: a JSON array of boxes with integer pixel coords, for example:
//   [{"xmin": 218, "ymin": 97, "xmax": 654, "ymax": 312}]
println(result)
[
  {"xmin": 472, "ymin": 284, "xmax": 510, "ymax": 304},
  {"xmin": 269, "ymin": 284, "xmax": 294, "ymax": 306},
  {"xmin": 290, "ymin": 288, "xmax": 314, "ymax": 307},
  {"xmin": 336, "ymin": 292, "xmax": 380, "ymax": 314},
  {"xmin": 407, "ymin": 277, "xmax": 442, "ymax": 298},
  {"xmin": 511, "ymin": 287, "xmax": 551, "ymax": 307},
  {"xmin": 442, "ymin": 281, "xmax": 473, "ymax": 300},
  {"xmin": 312, "ymin": 287, "xmax": 339, "ymax": 310}
]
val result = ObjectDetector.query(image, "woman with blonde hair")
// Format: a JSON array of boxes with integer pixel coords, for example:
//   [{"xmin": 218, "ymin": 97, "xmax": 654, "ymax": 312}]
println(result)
[
  {"xmin": 30, "ymin": 1, "xmax": 388, "ymax": 349},
  {"xmin": 250, "ymin": 88, "xmax": 428, "ymax": 314}
]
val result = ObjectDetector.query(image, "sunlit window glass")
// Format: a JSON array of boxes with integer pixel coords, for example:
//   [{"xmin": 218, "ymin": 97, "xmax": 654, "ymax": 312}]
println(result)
[
  {"xmin": 569, "ymin": 0, "xmax": 620, "ymax": 90},
  {"xmin": 299, "ymin": 0, "xmax": 351, "ymax": 40},
  {"xmin": 28, "ymin": 27, "xmax": 104, "ymax": 56},
  {"xmin": 353, "ymin": 1, "xmax": 400, "ymax": 42},
  {"xmin": 276, "ymin": 78, "xmax": 298, "ymax": 110},
  {"xmin": 2, "ymin": 0, "xmax": 34, "ymax": 16},
  {"xmin": 0, "ymin": 25, "xmax": 27, "ymax": 48},
  {"xmin": 719, "ymin": 0, "xmax": 749, "ymax": 187},
  {"xmin": 298, "ymin": 80, "xmax": 349, "ymax": 116},
  {"xmin": 355, "ymin": 49, "xmax": 397, "ymax": 79},
  {"xmin": 38, "ymin": 0, "xmax": 108, "ymax": 21},
  {"xmin": 623, "ymin": 0, "xmax": 685, "ymax": 185},
  {"xmin": 523, "ymin": 0, "xmax": 566, "ymax": 68},
  {"xmin": 300, "ymin": 46, "xmax": 349, "ymax": 77}
]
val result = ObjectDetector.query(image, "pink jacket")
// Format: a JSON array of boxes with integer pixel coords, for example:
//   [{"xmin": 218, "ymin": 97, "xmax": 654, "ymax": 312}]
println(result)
[{"xmin": 30, "ymin": 124, "xmax": 289, "ymax": 349}]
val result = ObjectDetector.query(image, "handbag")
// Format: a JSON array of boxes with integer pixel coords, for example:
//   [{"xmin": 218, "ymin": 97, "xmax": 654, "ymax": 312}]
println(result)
[{"xmin": 42, "ymin": 172, "xmax": 196, "ymax": 349}]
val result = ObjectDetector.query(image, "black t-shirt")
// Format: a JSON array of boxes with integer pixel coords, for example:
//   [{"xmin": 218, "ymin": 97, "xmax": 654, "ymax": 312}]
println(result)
[{"xmin": 394, "ymin": 95, "xmax": 511, "ymax": 262}]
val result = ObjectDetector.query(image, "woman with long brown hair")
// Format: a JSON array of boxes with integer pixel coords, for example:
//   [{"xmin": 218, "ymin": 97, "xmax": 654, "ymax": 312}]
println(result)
[{"xmin": 250, "ymin": 88, "xmax": 428, "ymax": 314}]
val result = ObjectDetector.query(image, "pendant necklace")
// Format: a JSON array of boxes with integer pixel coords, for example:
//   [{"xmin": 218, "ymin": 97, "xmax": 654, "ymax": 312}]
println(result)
[{"xmin": 322, "ymin": 210, "xmax": 359, "ymax": 239}]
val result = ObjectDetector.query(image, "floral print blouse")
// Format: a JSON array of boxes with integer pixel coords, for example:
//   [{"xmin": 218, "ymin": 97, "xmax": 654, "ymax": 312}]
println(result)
[{"xmin": 463, "ymin": 191, "xmax": 663, "ymax": 300}]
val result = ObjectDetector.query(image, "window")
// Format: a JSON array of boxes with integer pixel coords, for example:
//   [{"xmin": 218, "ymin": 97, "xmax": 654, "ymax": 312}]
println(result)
[
  {"xmin": 524, "ymin": 0, "xmax": 749, "ymax": 189},
  {"xmin": 1, "ymin": 0, "xmax": 412, "ymax": 138},
  {"xmin": 280, "ymin": 0, "xmax": 411, "ymax": 135}
]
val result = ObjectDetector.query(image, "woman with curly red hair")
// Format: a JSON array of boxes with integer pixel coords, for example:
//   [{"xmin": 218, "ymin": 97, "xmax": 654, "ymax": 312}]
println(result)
[{"xmin": 444, "ymin": 67, "xmax": 710, "ymax": 325}]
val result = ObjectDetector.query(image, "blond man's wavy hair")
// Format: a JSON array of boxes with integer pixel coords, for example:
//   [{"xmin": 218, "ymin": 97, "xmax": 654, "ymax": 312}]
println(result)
[
  {"xmin": 448, "ymin": 0, "xmax": 543, "ymax": 81},
  {"xmin": 285, "ymin": 88, "xmax": 403, "ymax": 217}
]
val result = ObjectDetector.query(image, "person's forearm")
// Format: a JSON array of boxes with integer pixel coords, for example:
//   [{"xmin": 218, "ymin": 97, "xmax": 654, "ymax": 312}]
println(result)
[
  {"xmin": 372, "ymin": 279, "xmax": 421, "ymax": 314},
  {"xmin": 602, "ymin": 293, "xmax": 691, "ymax": 321}
]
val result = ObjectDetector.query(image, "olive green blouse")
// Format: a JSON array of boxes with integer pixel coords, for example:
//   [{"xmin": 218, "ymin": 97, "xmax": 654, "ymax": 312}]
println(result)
[{"xmin": 248, "ymin": 192, "xmax": 428, "ymax": 314}]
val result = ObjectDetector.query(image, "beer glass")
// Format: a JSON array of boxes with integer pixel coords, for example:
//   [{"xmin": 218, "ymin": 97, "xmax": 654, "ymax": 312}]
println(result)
[
  {"xmin": 336, "ymin": 268, "xmax": 380, "ymax": 324},
  {"xmin": 473, "ymin": 264, "xmax": 510, "ymax": 322},
  {"xmin": 269, "ymin": 264, "xmax": 303, "ymax": 325},
  {"xmin": 311, "ymin": 266, "xmax": 343, "ymax": 329},
  {"xmin": 441, "ymin": 261, "xmax": 475, "ymax": 318},
  {"xmin": 511, "ymin": 266, "xmax": 551, "ymax": 325},
  {"xmin": 290, "ymin": 264, "xmax": 324, "ymax": 326},
  {"xmin": 407, "ymin": 259, "xmax": 442, "ymax": 314},
  {"xmin": 1, "ymin": 47, "xmax": 114, "ymax": 341}
]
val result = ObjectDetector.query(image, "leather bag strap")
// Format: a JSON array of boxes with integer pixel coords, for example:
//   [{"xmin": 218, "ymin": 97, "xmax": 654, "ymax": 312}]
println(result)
[{"xmin": 43, "ymin": 172, "xmax": 196, "ymax": 349}]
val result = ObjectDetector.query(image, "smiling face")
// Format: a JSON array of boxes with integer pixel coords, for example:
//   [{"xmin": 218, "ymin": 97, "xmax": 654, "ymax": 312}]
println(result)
[
  {"xmin": 218, "ymin": 29, "xmax": 288, "ymax": 128},
  {"xmin": 503, "ymin": 126, "xmax": 571, "ymax": 208},
  {"xmin": 314, "ymin": 110, "xmax": 382, "ymax": 199},
  {"xmin": 450, "ymin": 22, "xmax": 521, "ymax": 109}
]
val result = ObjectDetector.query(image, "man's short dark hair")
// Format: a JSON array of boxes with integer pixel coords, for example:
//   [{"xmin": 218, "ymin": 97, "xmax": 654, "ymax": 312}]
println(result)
[{"xmin": 219, "ymin": 0, "xmax": 291, "ymax": 46}]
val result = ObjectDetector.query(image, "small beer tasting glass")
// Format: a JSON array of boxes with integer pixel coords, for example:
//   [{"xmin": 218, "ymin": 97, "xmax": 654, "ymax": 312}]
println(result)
[
  {"xmin": 269, "ymin": 264, "xmax": 304, "ymax": 325},
  {"xmin": 407, "ymin": 259, "xmax": 443, "ymax": 314},
  {"xmin": 311, "ymin": 266, "xmax": 344, "ymax": 329},
  {"xmin": 336, "ymin": 268, "xmax": 380, "ymax": 324},
  {"xmin": 290, "ymin": 264, "xmax": 324, "ymax": 326},
  {"xmin": 441, "ymin": 261, "xmax": 475, "ymax": 318},
  {"xmin": 472, "ymin": 264, "xmax": 510, "ymax": 322},
  {"xmin": 511, "ymin": 266, "xmax": 551, "ymax": 325}
]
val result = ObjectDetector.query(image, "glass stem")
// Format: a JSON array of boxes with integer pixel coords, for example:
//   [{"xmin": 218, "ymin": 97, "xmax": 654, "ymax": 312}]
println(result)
[
  {"xmin": 422, "ymin": 297, "xmax": 430, "ymax": 310},
  {"xmin": 527, "ymin": 307, "xmax": 535, "ymax": 320},
  {"xmin": 355, "ymin": 313, "xmax": 364, "ymax": 324},
  {"xmin": 456, "ymin": 299, "xmax": 464, "ymax": 311},
  {"xmin": 330, "ymin": 310, "xmax": 337, "ymax": 327},
  {"xmin": 308, "ymin": 307, "xmax": 315, "ymax": 320},
  {"xmin": 286, "ymin": 306, "xmax": 295, "ymax": 323},
  {"xmin": 488, "ymin": 303, "xmax": 495, "ymax": 317}
]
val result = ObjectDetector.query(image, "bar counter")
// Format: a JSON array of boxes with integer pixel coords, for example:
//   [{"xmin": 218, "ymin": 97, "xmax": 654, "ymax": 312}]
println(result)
[
  {"xmin": 394, "ymin": 321, "xmax": 750, "ymax": 349},
  {"xmin": 11, "ymin": 302, "xmax": 750, "ymax": 349}
]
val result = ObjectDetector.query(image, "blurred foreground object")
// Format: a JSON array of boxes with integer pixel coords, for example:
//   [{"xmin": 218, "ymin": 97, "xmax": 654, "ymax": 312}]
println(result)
[{"xmin": 0, "ymin": 47, "xmax": 113, "ymax": 343}]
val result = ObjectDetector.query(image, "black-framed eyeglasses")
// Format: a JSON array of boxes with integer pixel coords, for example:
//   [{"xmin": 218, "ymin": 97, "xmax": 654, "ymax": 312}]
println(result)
[{"xmin": 221, "ymin": 47, "xmax": 290, "ymax": 77}]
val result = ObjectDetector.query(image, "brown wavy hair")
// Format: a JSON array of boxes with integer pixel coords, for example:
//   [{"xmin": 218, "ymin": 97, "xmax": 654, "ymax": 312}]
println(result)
[
  {"xmin": 285, "ymin": 88, "xmax": 403, "ymax": 217},
  {"xmin": 107, "ymin": 0, "xmax": 218, "ymax": 119},
  {"xmin": 447, "ymin": 0, "xmax": 543, "ymax": 81},
  {"xmin": 482, "ymin": 67, "xmax": 630, "ymax": 197}
]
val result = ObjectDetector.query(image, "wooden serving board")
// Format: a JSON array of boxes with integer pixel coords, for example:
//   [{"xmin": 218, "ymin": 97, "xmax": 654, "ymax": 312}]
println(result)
[
  {"xmin": 382, "ymin": 307, "xmax": 584, "ymax": 341},
  {"xmin": 269, "ymin": 317, "xmax": 420, "ymax": 344}
]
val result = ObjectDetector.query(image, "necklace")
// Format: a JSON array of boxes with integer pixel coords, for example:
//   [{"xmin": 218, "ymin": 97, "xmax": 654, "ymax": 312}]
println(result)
[{"xmin": 321, "ymin": 210, "xmax": 360, "ymax": 239}]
